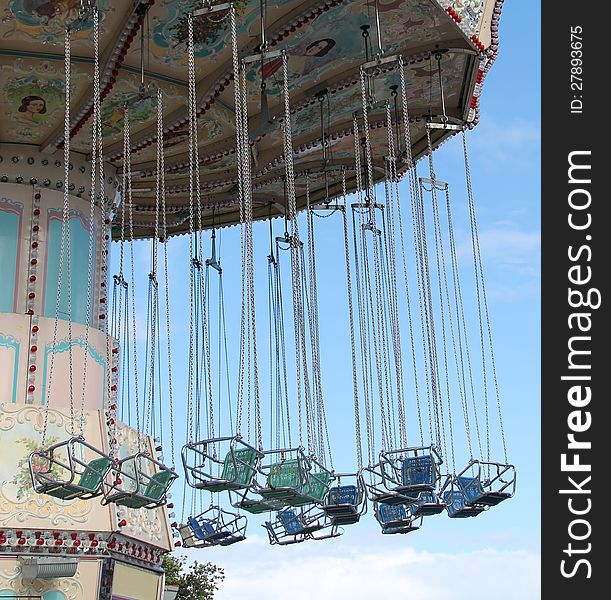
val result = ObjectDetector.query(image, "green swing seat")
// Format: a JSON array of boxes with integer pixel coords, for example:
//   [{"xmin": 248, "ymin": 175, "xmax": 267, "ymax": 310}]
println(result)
[
  {"xmin": 38, "ymin": 456, "xmax": 111, "ymax": 501},
  {"xmin": 109, "ymin": 468, "xmax": 175, "ymax": 509},
  {"xmin": 260, "ymin": 460, "xmax": 331, "ymax": 506},
  {"xmin": 235, "ymin": 497, "xmax": 286, "ymax": 514},
  {"xmin": 204, "ymin": 448, "xmax": 259, "ymax": 492},
  {"xmin": 259, "ymin": 459, "xmax": 302, "ymax": 501},
  {"xmin": 285, "ymin": 471, "xmax": 332, "ymax": 507}
]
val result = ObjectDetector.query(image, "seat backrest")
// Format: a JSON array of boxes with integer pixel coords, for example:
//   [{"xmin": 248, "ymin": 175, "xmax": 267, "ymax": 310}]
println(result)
[
  {"xmin": 443, "ymin": 490, "xmax": 465, "ymax": 510},
  {"xmin": 188, "ymin": 516, "xmax": 216, "ymax": 540},
  {"xmin": 402, "ymin": 454, "xmax": 434, "ymax": 487},
  {"xmin": 305, "ymin": 472, "xmax": 331, "ymax": 502},
  {"xmin": 278, "ymin": 509, "xmax": 303, "ymax": 535},
  {"xmin": 327, "ymin": 485, "xmax": 358, "ymax": 506},
  {"xmin": 457, "ymin": 476, "xmax": 483, "ymax": 502},
  {"xmin": 416, "ymin": 491, "xmax": 436, "ymax": 505},
  {"xmin": 143, "ymin": 469, "xmax": 174, "ymax": 501},
  {"xmin": 220, "ymin": 448, "xmax": 258, "ymax": 484},
  {"xmin": 77, "ymin": 457, "xmax": 111, "ymax": 491},
  {"xmin": 378, "ymin": 503, "xmax": 408, "ymax": 524},
  {"xmin": 268, "ymin": 459, "xmax": 301, "ymax": 489}
]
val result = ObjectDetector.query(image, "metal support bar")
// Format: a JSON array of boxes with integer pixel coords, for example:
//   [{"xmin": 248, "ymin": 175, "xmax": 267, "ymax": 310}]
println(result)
[
  {"xmin": 192, "ymin": 2, "xmax": 233, "ymax": 17},
  {"xmin": 361, "ymin": 54, "xmax": 401, "ymax": 73},
  {"xmin": 420, "ymin": 177, "xmax": 448, "ymax": 188},
  {"xmin": 242, "ymin": 48, "xmax": 283, "ymax": 65},
  {"xmin": 426, "ymin": 121, "xmax": 464, "ymax": 131}
]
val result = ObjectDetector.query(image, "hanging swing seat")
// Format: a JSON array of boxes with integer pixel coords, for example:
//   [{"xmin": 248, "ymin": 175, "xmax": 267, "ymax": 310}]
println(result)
[
  {"xmin": 443, "ymin": 489, "xmax": 486, "ymax": 518},
  {"xmin": 323, "ymin": 472, "xmax": 368, "ymax": 525},
  {"xmin": 103, "ymin": 452, "xmax": 177, "ymax": 510},
  {"xmin": 364, "ymin": 463, "xmax": 420, "ymax": 505},
  {"xmin": 365, "ymin": 446, "xmax": 441, "ymax": 506},
  {"xmin": 456, "ymin": 460, "xmax": 517, "ymax": 507},
  {"xmin": 29, "ymin": 437, "xmax": 112, "ymax": 501},
  {"xmin": 256, "ymin": 448, "xmax": 331, "ymax": 506},
  {"xmin": 400, "ymin": 454, "xmax": 436, "ymax": 492},
  {"xmin": 233, "ymin": 496, "xmax": 286, "ymax": 514},
  {"xmin": 411, "ymin": 491, "xmax": 446, "ymax": 517},
  {"xmin": 324, "ymin": 485, "xmax": 360, "ymax": 524},
  {"xmin": 384, "ymin": 446, "xmax": 441, "ymax": 495},
  {"xmin": 278, "ymin": 508, "xmax": 325, "ymax": 535},
  {"xmin": 375, "ymin": 503, "xmax": 421, "ymax": 535},
  {"xmin": 181, "ymin": 436, "xmax": 262, "ymax": 492},
  {"xmin": 285, "ymin": 470, "xmax": 332, "ymax": 507},
  {"xmin": 180, "ymin": 506, "xmax": 247, "ymax": 548},
  {"xmin": 263, "ymin": 505, "xmax": 328, "ymax": 545},
  {"xmin": 258, "ymin": 458, "xmax": 305, "ymax": 501}
]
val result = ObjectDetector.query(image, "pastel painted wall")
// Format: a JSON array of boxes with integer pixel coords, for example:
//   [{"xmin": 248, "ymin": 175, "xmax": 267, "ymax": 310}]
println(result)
[
  {"xmin": 0, "ymin": 198, "xmax": 22, "ymax": 313},
  {"xmin": 0, "ymin": 181, "xmax": 107, "ymax": 328}
]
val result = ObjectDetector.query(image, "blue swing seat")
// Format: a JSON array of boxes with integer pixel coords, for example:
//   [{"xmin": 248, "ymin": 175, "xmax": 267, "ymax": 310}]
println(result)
[
  {"xmin": 457, "ymin": 476, "xmax": 510, "ymax": 506},
  {"xmin": 324, "ymin": 484, "xmax": 361, "ymax": 525},
  {"xmin": 401, "ymin": 454, "xmax": 435, "ymax": 492},
  {"xmin": 443, "ymin": 490, "xmax": 486, "ymax": 518},
  {"xmin": 187, "ymin": 516, "xmax": 232, "ymax": 543},
  {"xmin": 377, "ymin": 503, "xmax": 420, "ymax": 534},
  {"xmin": 278, "ymin": 508, "xmax": 323, "ymax": 535},
  {"xmin": 412, "ymin": 491, "xmax": 445, "ymax": 517}
]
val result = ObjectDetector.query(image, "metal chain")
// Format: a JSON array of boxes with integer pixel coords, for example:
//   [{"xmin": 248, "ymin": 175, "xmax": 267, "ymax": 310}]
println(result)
[
  {"xmin": 341, "ymin": 170, "xmax": 363, "ymax": 469},
  {"xmin": 400, "ymin": 61, "xmax": 435, "ymax": 446},
  {"xmin": 43, "ymin": 26, "xmax": 73, "ymax": 445},
  {"xmin": 428, "ymin": 177, "xmax": 460, "ymax": 471},
  {"xmin": 186, "ymin": 14, "xmax": 197, "ymax": 443},
  {"xmin": 305, "ymin": 180, "xmax": 333, "ymax": 467},
  {"xmin": 158, "ymin": 88, "xmax": 176, "ymax": 465},
  {"xmin": 124, "ymin": 109, "xmax": 143, "ymax": 452},
  {"xmin": 425, "ymin": 175, "xmax": 453, "ymax": 464},
  {"xmin": 281, "ymin": 51, "xmax": 310, "ymax": 451},
  {"xmin": 79, "ymin": 9, "xmax": 100, "ymax": 437},
  {"xmin": 425, "ymin": 131, "xmax": 483, "ymax": 462},
  {"xmin": 463, "ymin": 131, "xmax": 507, "ymax": 463},
  {"xmin": 388, "ymin": 82, "xmax": 424, "ymax": 444},
  {"xmin": 352, "ymin": 115, "xmax": 375, "ymax": 466},
  {"xmin": 384, "ymin": 102, "xmax": 409, "ymax": 448},
  {"xmin": 359, "ymin": 67, "xmax": 393, "ymax": 453},
  {"xmin": 421, "ymin": 129, "xmax": 447, "ymax": 451}
]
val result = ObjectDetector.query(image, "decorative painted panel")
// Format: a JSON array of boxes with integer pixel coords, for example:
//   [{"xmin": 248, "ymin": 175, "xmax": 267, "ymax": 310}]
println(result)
[
  {"xmin": 111, "ymin": 422, "xmax": 173, "ymax": 553},
  {"xmin": 0, "ymin": 405, "xmax": 110, "ymax": 530}
]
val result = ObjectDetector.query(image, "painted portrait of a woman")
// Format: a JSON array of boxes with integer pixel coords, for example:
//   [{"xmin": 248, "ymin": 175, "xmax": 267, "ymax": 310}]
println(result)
[{"xmin": 17, "ymin": 96, "xmax": 47, "ymax": 125}]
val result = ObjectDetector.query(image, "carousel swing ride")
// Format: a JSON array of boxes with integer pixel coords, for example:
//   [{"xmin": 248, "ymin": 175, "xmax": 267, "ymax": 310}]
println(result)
[{"xmin": 0, "ymin": 0, "xmax": 514, "ymax": 596}]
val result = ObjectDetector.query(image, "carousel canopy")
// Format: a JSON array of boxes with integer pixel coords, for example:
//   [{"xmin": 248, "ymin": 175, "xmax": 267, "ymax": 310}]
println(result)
[{"xmin": 0, "ymin": 0, "xmax": 499, "ymax": 237}]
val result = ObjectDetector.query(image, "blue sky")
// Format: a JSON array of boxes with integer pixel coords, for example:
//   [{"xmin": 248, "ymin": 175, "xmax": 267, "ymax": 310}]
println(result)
[{"xmin": 111, "ymin": 1, "xmax": 541, "ymax": 596}]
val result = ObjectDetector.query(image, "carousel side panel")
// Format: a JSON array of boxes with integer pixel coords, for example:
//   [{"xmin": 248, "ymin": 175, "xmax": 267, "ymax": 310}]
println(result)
[
  {"xmin": 110, "ymin": 562, "xmax": 163, "ymax": 600},
  {"xmin": 0, "ymin": 557, "xmax": 102, "ymax": 599}
]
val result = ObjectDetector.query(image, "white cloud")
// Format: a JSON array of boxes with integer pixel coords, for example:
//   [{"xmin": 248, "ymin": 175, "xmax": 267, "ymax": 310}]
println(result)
[
  {"xmin": 451, "ymin": 225, "xmax": 540, "ymax": 302},
  {"xmin": 178, "ymin": 531, "xmax": 540, "ymax": 600},
  {"xmin": 469, "ymin": 116, "xmax": 540, "ymax": 165}
]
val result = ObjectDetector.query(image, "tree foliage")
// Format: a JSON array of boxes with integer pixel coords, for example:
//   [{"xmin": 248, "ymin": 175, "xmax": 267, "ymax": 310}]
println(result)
[{"xmin": 162, "ymin": 554, "xmax": 225, "ymax": 600}]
